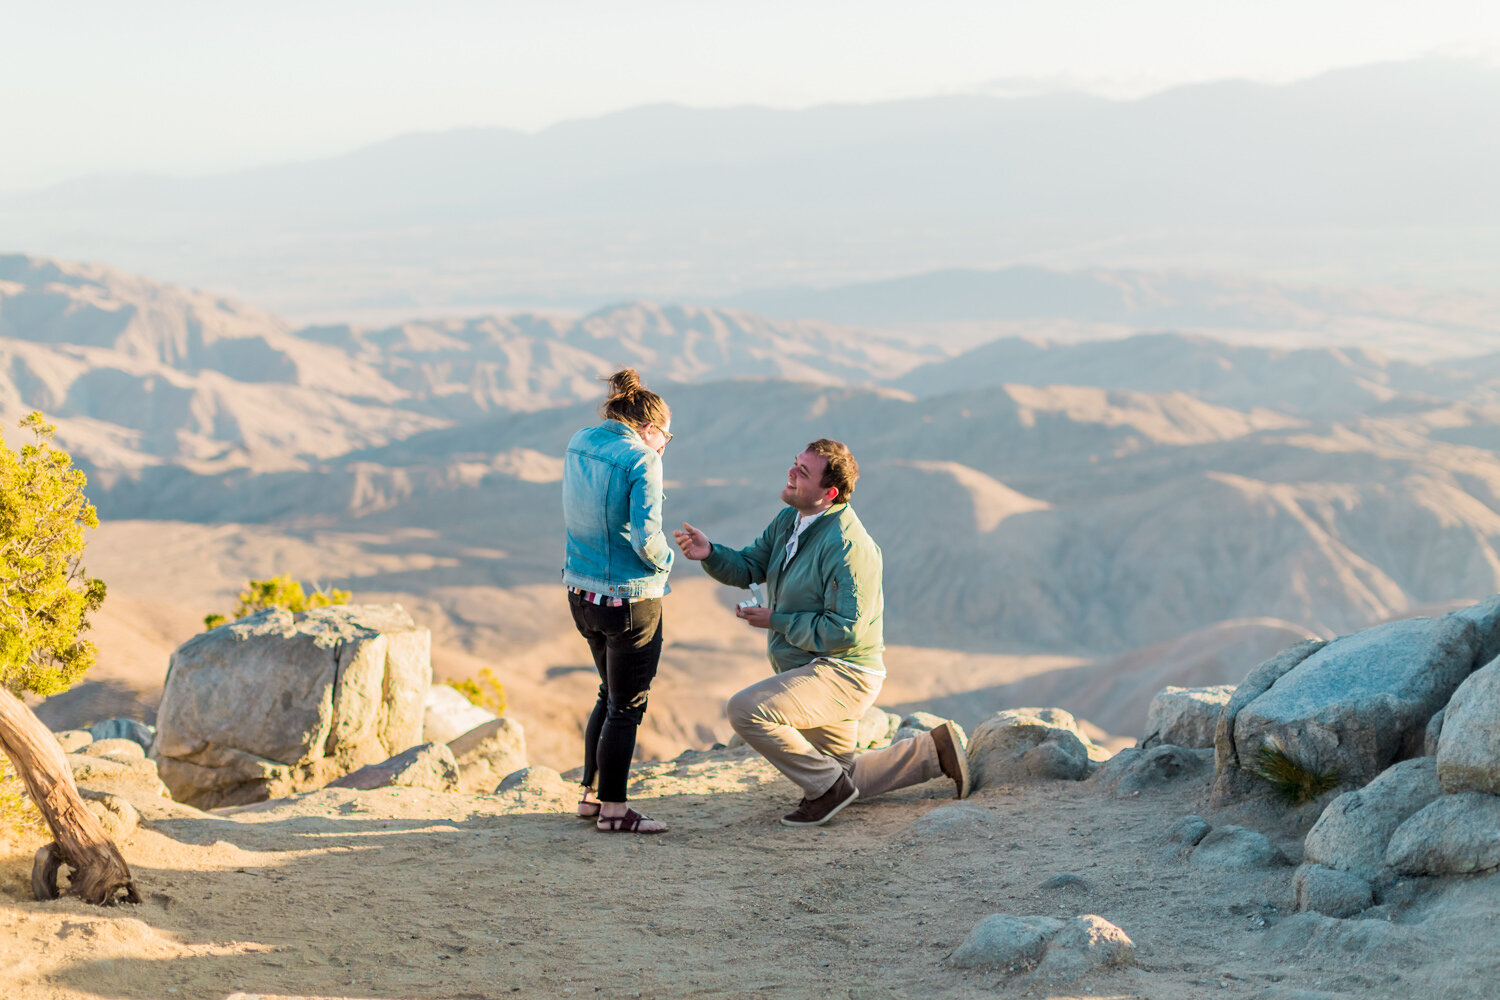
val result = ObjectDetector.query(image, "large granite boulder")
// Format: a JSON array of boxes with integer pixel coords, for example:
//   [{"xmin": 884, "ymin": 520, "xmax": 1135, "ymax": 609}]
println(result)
[
  {"xmin": 968, "ymin": 708, "xmax": 1108, "ymax": 788},
  {"xmin": 154, "ymin": 604, "xmax": 431, "ymax": 808},
  {"xmin": 1302, "ymin": 757, "xmax": 1443, "ymax": 881},
  {"xmin": 1143, "ymin": 685, "xmax": 1233, "ymax": 749},
  {"xmin": 1436, "ymin": 656, "xmax": 1500, "ymax": 795},
  {"xmin": 1213, "ymin": 605, "xmax": 1497, "ymax": 803},
  {"xmin": 1386, "ymin": 793, "xmax": 1500, "ymax": 876}
]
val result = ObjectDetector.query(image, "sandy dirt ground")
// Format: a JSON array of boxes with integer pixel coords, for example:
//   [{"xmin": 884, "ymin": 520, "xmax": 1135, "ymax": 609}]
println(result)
[{"xmin": 2, "ymin": 743, "xmax": 1492, "ymax": 1000}]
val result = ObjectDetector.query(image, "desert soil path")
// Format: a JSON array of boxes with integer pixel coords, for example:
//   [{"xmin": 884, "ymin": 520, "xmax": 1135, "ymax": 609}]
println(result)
[{"xmin": 2, "ymin": 744, "xmax": 1475, "ymax": 1000}]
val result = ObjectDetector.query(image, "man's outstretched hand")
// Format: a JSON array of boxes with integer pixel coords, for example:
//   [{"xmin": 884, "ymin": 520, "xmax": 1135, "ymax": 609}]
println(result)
[{"xmin": 674, "ymin": 522, "xmax": 711, "ymax": 560}]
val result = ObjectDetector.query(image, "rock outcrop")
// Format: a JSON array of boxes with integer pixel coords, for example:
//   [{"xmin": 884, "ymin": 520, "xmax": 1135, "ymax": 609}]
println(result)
[
  {"xmin": 1302, "ymin": 757, "xmax": 1442, "ymax": 881},
  {"xmin": 153, "ymin": 604, "xmax": 431, "ymax": 808},
  {"xmin": 1142, "ymin": 685, "xmax": 1233, "ymax": 749},
  {"xmin": 1435, "ymin": 656, "xmax": 1500, "ymax": 795},
  {"xmin": 1213, "ymin": 603, "xmax": 1500, "ymax": 804}
]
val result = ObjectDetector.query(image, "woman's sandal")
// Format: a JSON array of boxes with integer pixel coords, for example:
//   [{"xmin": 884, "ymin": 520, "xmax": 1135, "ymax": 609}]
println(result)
[
  {"xmin": 577, "ymin": 791, "xmax": 601, "ymax": 819},
  {"xmin": 595, "ymin": 808, "xmax": 667, "ymax": 834}
]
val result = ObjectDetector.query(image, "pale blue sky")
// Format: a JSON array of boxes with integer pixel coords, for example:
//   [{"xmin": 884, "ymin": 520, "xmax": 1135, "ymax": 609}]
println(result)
[{"xmin": 1, "ymin": 0, "xmax": 1495, "ymax": 193}]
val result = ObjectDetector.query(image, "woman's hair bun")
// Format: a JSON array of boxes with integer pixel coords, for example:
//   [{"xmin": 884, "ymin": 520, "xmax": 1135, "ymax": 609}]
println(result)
[{"xmin": 606, "ymin": 368, "xmax": 644, "ymax": 398}]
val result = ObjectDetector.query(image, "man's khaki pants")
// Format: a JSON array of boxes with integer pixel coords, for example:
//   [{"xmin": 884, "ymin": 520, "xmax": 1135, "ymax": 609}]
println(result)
[{"xmin": 727, "ymin": 658, "xmax": 945, "ymax": 799}]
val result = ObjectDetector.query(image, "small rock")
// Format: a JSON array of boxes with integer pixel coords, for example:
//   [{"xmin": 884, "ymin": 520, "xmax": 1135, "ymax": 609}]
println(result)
[
  {"xmin": 948, "ymin": 914, "xmax": 1064, "ymax": 970},
  {"xmin": 908, "ymin": 803, "xmax": 995, "ymax": 837},
  {"xmin": 1039, "ymin": 874, "xmax": 1089, "ymax": 892},
  {"xmin": 79, "ymin": 738, "xmax": 147, "ymax": 764},
  {"xmin": 1033, "ymin": 914, "xmax": 1134, "ymax": 979},
  {"xmin": 88, "ymin": 718, "xmax": 155, "ymax": 752},
  {"xmin": 1189, "ymin": 825, "xmax": 1284, "ymax": 869},
  {"xmin": 1143, "ymin": 686, "xmax": 1233, "ymax": 749},
  {"xmin": 857, "ymin": 706, "xmax": 902, "ymax": 748},
  {"xmin": 1293, "ymin": 863, "xmax": 1372, "ymax": 918},
  {"xmin": 1104, "ymin": 745, "xmax": 1211, "ymax": 798},
  {"xmin": 448, "ymin": 717, "xmax": 527, "ymax": 795},
  {"xmin": 491, "ymin": 765, "xmax": 572, "ymax": 811},
  {"xmin": 1162, "ymin": 815, "xmax": 1212, "ymax": 852},
  {"xmin": 1423, "ymin": 707, "xmax": 1445, "ymax": 758},
  {"xmin": 424, "ymin": 684, "xmax": 498, "ymax": 745},
  {"xmin": 968, "ymin": 708, "xmax": 1106, "ymax": 788},
  {"xmin": 53, "ymin": 729, "xmax": 94, "ymax": 753},
  {"xmin": 67, "ymin": 752, "xmax": 171, "ymax": 803},
  {"xmin": 328, "ymin": 742, "xmax": 459, "ymax": 793},
  {"xmin": 81, "ymin": 792, "xmax": 140, "ymax": 841},
  {"xmin": 899, "ymin": 712, "xmax": 949, "ymax": 733}
]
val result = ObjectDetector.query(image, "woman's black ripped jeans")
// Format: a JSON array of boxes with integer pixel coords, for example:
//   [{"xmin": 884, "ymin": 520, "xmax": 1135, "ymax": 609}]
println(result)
[{"xmin": 570, "ymin": 593, "xmax": 663, "ymax": 803}]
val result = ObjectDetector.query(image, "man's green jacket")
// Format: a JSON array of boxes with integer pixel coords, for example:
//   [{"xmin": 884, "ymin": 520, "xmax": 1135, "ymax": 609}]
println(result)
[{"xmin": 703, "ymin": 503, "xmax": 885, "ymax": 675}]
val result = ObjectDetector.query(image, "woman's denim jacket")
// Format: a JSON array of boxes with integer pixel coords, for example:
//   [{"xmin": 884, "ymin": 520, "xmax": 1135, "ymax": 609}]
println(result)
[{"xmin": 562, "ymin": 420, "xmax": 674, "ymax": 599}]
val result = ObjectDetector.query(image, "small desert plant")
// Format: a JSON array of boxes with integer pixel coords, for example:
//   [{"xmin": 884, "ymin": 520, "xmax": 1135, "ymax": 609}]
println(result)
[
  {"xmin": 448, "ymin": 666, "xmax": 507, "ymax": 716},
  {"xmin": 0, "ymin": 757, "xmax": 43, "ymax": 839},
  {"xmin": 204, "ymin": 573, "xmax": 351, "ymax": 629},
  {"xmin": 1246, "ymin": 739, "xmax": 1341, "ymax": 804}
]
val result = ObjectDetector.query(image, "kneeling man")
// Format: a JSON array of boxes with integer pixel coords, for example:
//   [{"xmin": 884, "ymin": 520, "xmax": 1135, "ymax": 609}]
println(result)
[{"xmin": 673, "ymin": 438, "xmax": 968, "ymax": 827}]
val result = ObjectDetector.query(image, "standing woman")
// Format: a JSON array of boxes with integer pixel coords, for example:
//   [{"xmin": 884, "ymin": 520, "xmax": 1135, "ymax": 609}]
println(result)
[{"xmin": 562, "ymin": 369, "xmax": 674, "ymax": 833}]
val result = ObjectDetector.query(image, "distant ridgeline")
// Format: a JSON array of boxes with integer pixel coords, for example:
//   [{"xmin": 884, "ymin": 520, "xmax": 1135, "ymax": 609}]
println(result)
[{"xmin": 3, "ymin": 253, "xmax": 1500, "ymax": 655}]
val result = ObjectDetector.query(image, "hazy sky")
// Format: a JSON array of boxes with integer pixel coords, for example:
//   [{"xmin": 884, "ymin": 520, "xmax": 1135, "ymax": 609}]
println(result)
[{"xmin": 2, "ymin": 0, "xmax": 1496, "ymax": 193}]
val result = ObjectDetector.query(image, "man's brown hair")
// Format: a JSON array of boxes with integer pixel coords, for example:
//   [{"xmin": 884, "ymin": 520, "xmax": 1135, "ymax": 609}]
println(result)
[{"xmin": 807, "ymin": 438, "xmax": 858, "ymax": 504}]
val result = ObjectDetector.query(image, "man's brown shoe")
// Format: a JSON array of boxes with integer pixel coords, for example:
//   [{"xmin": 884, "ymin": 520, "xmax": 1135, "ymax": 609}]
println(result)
[
  {"xmin": 932, "ymin": 720, "xmax": 970, "ymax": 799},
  {"xmin": 781, "ymin": 773, "xmax": 859, "ymax": 827}
]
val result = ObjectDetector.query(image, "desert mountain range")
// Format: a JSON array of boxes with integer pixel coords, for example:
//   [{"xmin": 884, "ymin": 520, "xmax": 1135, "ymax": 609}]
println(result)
[
  {"xmin": 4, "ymin": 58, "xmax": 1498, "ymax": 313},
  {"xmin": 6, "ymin": 253, "xmax": 1500, "ymax": 764}
]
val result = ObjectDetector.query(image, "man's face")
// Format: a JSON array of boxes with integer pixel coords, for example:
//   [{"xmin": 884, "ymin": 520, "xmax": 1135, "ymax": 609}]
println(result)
[{"xmin": 782, "ymin": 449, "xmax": 833, "ymax": 511}]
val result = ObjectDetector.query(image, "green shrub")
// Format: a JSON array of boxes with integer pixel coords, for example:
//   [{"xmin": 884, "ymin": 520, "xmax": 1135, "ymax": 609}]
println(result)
[
  {"xmin": 0, "ymin": 757, "xmax": 43, "ymax": 838},
  {"xmin": 0, "ymin": 412, "xmax": 105, "ymax": 698},
  {"xmin": 204, "ymin": 574, "xmax": 351, "ymax": 630},
  {"xmin": 1247, "ymin": 739, "xmax": 1341, "ymax": 804},
  {"xmin": 448, "ymin": 666, "xmax": 506, "ymax": 716}
]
